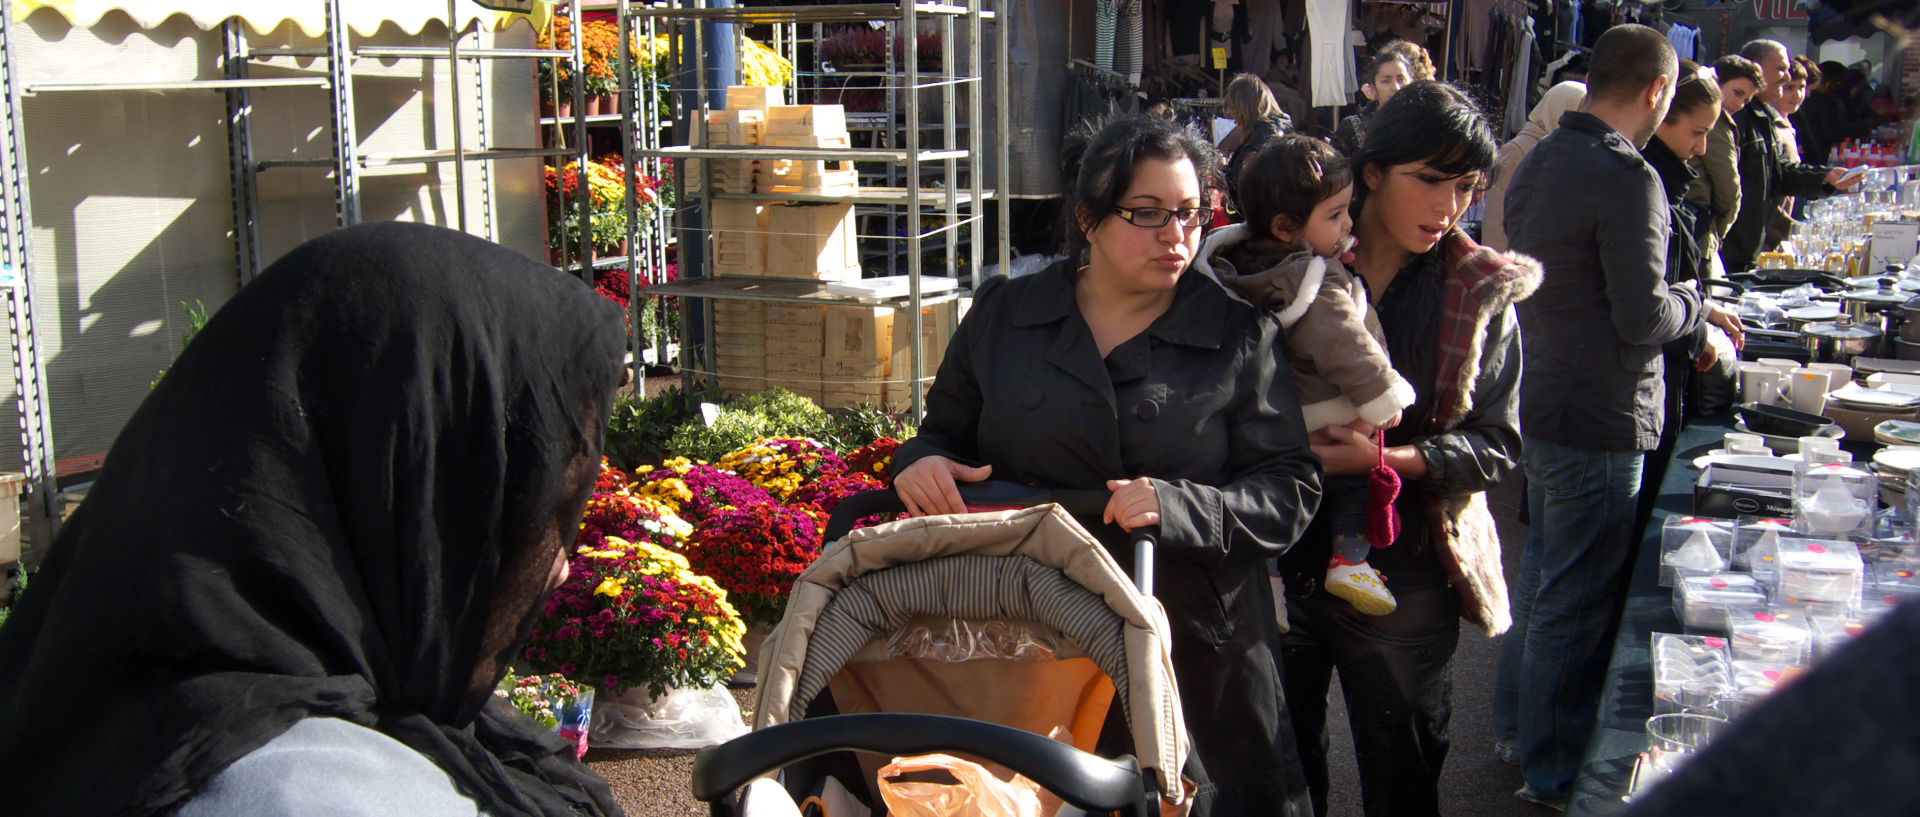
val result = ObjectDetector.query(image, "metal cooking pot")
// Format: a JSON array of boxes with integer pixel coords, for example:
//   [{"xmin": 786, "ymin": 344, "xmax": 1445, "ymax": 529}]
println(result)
[
  {"xmin": 1804, "ymin": 314, "xmax": 1884, "ymax": 365},
  {"xmin": 1841, "ymin": 278, "xmax": 1910, "ymax": 337},
  {"xmin": 1896, "ymin": 335, "xmax": 1920, "ymax": 362},
  {"xmin": 1787, "ymin": 304, "xmax": 1844, "ymax": 332},
  {"xmin": 1902, "ymin": 295, "xmax": 1920, "ymax": 343}
]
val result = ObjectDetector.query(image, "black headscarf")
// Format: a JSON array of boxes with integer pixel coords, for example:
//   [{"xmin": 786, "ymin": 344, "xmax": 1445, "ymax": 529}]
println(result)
[{"xmin": 0, "ymin": 222, "xmax": 628, "ymax": 817}]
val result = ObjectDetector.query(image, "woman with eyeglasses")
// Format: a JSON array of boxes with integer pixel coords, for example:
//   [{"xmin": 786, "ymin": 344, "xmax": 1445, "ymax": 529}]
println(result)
[
  {"xmin": 890, "ymin": 113, "xmax": 1322, "ymax": 817},
  {"xmin": 1274, "ymin": 81, "xmax": 1537, "ymax": 817}
]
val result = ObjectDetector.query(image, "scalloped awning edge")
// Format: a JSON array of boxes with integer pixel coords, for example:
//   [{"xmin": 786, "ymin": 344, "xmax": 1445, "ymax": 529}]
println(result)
[{"xmin": 12, "ymin": 0, "xmax": 549, "ymax": 38}]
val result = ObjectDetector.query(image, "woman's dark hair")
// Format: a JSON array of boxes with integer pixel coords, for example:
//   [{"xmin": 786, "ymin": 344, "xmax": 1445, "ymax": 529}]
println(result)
[
  {"xmin": 1352, "ymin": 80, "xmax": 1496, "ymax": 193},
  {"xmin": 1665, "ymin": 59, "xmax": 1723, "ymax": 123},
  {"xmin": 1238, "ymin": 134, "xmax": 1351, "ymax": 240},
  {"xmin": 1062, "ymin": 114, "xmax": 1221, "ymax": 253},
  {"xmin": 1710, "ymin": 54, "xmax": 1764, "ymax": 90},
  {"xmin": 1363, "ymin": 51, "xmax": 1412, "ymax": 87}
]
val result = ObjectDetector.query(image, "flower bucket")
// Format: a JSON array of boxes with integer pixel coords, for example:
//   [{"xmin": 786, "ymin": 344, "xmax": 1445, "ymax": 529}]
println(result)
[
  {"xmin": 727, "ymin": 623, "xmax": 771, "ymax": 686},
  {"xmin": 589, "ymin": 684, "xmax": 747, "ymax": 749}
]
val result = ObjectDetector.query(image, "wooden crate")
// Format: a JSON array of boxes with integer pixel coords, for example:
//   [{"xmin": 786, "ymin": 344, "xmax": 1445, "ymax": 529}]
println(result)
[
  {"xmin": 765, "ymin": 321, "xmax": 825, "ymax": 354},
  {"xmin": 726, "ymin": 84, "xmax": 782, "ymax": 111},
  {"xmin": 821, "ymin": 381, "xmax": 887, "ymax": 409},
  {"xmin": 705, "ymin": 109, "xmax": 765, "ymax": 146},
  {"xmin": 710, "ymin": 201, "xmax": 769, "ymax": 276},
  {"xmin": 764, "ymin": 104, "xmax": 848, "ymax": 136},
  {"xmin": 766, "ymin": 354, "xmax": 824, "ymax": 378},
  {"xmin": 762, "ymin": 303, "xmax": 827, "ymax": 328},
  {"xmin": 766, "ymin": 203, "xmax": 860, "ymax": 281},
  {"xmin": 890, "ymin": 302, "xmax": 957, "ymax": 367}
]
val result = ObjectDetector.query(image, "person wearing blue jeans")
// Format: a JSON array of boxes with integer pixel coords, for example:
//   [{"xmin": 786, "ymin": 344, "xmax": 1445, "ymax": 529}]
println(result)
[{"xmin": 1494, "ymin": 25, "xmax": 1741, "ymax": 810}]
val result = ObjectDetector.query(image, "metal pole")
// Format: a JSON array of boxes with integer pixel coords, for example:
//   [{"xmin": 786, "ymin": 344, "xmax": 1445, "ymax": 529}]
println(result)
[
  {"xmin": 906, "ymin": 0, "xmax": 924, "ymax": 418},
  {"xmin": 471, "ymin": 35, "xmax": 494, "ymax": 241},
  {"xmin": 570, "ymin": 1, "xmax": 594, "ymax": 279},
  {"xmin": 994, "ymin": 0, "xmax": 1009, "ymax": 278},
  {"xmin": 620, "ymin": 0, "xmax": 642, "ymax": 386},
  {"xmin": 222, "ymin": 19, "xmax": 261, "ymax": 285},
  {"xmin": 447, "ymin": 0, "xmax": 468, "ymax": 233},
  {"xmin": 966, "ymin": 0, "xmax": 983, "ymax": 289},
  {"xmin": 0, "ymin": 8, "xmax": 60, "ymax": 547},
  {"xmin": 326, "ymin": 0, "xmax": 361, "ymax": 225}
]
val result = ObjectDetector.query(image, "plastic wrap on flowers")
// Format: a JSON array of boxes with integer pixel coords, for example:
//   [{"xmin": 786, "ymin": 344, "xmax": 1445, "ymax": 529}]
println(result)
[
  {"xmin": 686, "ymin": 503, "xmax": 824, "ymax": 628},
  {"xmin": 496, "ymin": 672, "xmax": 596, "ymax": 759},
  {"xmin": 589, "ymin": 684, "xmax": 747, "ymax": 750}
]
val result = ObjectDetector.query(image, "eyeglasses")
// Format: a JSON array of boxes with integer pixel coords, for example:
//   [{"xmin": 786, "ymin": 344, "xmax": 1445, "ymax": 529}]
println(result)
[{"xmin": 1110, "ymin": 206, "xmax": 1211, "ymax": 229}]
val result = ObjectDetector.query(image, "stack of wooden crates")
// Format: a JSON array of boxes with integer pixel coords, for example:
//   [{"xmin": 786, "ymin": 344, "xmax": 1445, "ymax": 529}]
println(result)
[{"xmin": 704, "ymin": 86, "xmax": 953, "ymax": 411}]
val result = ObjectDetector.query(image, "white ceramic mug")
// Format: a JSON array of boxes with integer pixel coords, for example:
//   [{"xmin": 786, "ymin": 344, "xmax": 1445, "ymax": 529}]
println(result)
[
  {"xmin": 1798, "ymin": 436, "xmax": 1841, "ymax": 454},
  {"xmin": 1788, "ymin": 367, "xmax": 1832, "ymax": 414},
  {"xmin": 1808, "ymin": 362, "xmax": 1853, "ymax": 393},
  {"xmin": 1740, "ymin": 363, "xmax": 1784, "ymax": 406}
]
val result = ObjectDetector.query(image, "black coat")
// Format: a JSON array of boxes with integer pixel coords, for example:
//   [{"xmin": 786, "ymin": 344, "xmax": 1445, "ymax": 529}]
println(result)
[
  {"xmin": 1722, "ymin": 103, "xmax": 1833, "ymax": 274},
  {"xmin": 894, "ymin": 259, "xmax": 1322, "ymax": 817},
  {"xmin": 1226, "ymin": 116, "xmax": 1288, "ymax": 208}
]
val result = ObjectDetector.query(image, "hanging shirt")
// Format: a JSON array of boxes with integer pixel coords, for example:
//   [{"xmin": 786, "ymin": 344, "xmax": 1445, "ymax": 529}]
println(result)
[
  {"xmin": 1307, "ymin": 0, "xmax": 1357, "ymax": 107},
  {"xmin": 1505, "ymin": 18, "xmax": 1536, "ymax": 137}
]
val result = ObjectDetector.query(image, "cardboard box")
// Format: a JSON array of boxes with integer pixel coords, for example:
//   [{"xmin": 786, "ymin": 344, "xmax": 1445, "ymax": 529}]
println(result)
[
  {"xmin": 1695, "ymin": 463, "xmax": 1797, "ymax": 518},
  {"xmin": 726, "ymin": 85, "xmax": 782, "ymax": 112},
  {"xmin": 765, "ymin": 104, "xmax": 848, "ymax": 135},
  {"xmin": 826, "ymin": 306, "xmax": 894, "ymax": 362},
  {"xmin": 766, "ymin": 204, "xmax": 860, "ymax": 281}
]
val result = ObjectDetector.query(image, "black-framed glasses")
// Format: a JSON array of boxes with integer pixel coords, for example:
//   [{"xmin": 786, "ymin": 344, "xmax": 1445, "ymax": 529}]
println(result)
[{"xmin": 1111, "ymin": 205, "xmax": 1211, "ymax": 229}]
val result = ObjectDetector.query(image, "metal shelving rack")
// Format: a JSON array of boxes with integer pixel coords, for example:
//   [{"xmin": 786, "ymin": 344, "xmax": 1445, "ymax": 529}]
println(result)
[
  {"xmin": 0, "ymin": 1, "xmax": 593, "ymax": 551},
  {"xmin": 632, "ymin": 0, "xmax": 1007, "ymax": 417}
]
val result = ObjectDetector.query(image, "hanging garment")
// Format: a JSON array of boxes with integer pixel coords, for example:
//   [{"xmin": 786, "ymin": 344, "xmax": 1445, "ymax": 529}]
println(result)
[
  {"xmin": 1116, "ymin": 0, "xmax": 1145, "ymax": 86},
  {"xmin": 1665, "ymin": 24, "xmax": 1698, "ymax": 61},
  {"xmin": 1096, "ymin": 0, "xmax": 1117, "ymax": 69},
  {"xmin": 1505, "ymin": 17, "xmax": 1536, "ymax": 137},
  {"xmin": 1536, "ymin": 48, "xmax": 1579, "ymax": 97},
  {"xmin": 1307, "ymin": 0, "xmax": 1356, "ymax": 107},
  {"xmin": 1244, "ymin": 0, "xmax": 1287, "ymax": 80}
]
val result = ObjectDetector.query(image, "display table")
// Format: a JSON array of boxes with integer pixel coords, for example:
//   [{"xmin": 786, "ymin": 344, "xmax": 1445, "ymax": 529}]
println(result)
[{"xmin": 1565, "ymin": 415, "xmax": 1875, "ymax": 814}]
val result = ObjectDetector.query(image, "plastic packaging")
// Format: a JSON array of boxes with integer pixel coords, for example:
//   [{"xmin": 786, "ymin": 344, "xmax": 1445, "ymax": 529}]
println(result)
[
  {"xmin": 1775, "ymin": 538, "xmax": 1865, "ymax": 605},
  {"xmin": 1661, "ymin": 516, "xmax": 1734, "ymax": 586},
  {"xmin": 1793, "ymin": 463, "xmax": 1877, "ymax": 538},
  {"xmin": 887, "ymin": 620, "xmax": 1059, "ymax": 663},
  {"xmin": 1675, "ymin": 573, "xmax": 1768, "ymax": 633},
  {"xmin": 1651, "ymin": 633, "xmax": 1733, "ymax": 716},
  {"xmin": 588, "ymin": 684, "xmax": 748, "ymax": 750},
  {"xmin": 1733, "ymin": 518, "xmax": 1793, "ymax": 576},
  {"xmin": 1727, "ymin": 606, "xmax": 1814, "ymax": 667},
  {"xmin": 1808, "ymin": 615, "xmax": 1869, "ymax": 661}
]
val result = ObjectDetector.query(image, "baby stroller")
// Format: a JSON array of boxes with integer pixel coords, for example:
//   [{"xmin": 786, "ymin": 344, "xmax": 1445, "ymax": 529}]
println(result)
[{"xmin": 691, "ymin": 482, "xmax": 1191, "ymax": 817}]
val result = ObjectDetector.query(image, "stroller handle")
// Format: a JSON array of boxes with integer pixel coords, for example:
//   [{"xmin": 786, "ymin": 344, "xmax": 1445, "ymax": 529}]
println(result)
[
  {"xmin": 689, "ymin": 713, "xmax": 1157, "ymax": 816},
  {"xmin": 823, "ymin": 482, "xmax": 1160, "ymax": 595}
]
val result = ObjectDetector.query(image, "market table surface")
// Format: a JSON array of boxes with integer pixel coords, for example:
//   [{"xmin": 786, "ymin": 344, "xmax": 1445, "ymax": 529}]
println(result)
[{"xmin": 1565, "ymin": 414, "xmax": 1877, "ymax": 814}]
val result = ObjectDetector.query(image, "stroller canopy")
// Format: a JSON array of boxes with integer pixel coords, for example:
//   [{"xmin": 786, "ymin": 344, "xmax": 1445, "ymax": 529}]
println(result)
[{"xmin": 755, "ymin": 504, "xmax": 1190, "ymax": 803}]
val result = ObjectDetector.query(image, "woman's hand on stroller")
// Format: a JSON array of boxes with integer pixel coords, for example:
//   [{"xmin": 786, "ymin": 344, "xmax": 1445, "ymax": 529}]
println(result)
[
  {"xmin": 1103, "ymin": 478, "xmax": 1162, "ymax": 531},
  {"xmin": 895, "ymin": 455, "xmax": 994, "ymax": 517}
]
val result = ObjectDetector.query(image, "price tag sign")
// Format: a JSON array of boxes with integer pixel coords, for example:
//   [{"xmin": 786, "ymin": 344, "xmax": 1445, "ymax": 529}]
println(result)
[
  {"xmin": 1211, "ymin": 47, "xmax": 1227, "ymax": 70},
  {"xmin": 699, "ymin": 402, "xmax": 722, "ymax": 427},
  {"xmin": 0, "ymin": 265, "xmax": 20, "ymax": 289}
]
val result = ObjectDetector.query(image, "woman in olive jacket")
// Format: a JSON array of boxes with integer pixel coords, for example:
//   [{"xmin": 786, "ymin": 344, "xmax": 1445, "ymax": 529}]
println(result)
[{"xmin": 892, "ymin": 115, "xmax": 1322, "ymax": 817}]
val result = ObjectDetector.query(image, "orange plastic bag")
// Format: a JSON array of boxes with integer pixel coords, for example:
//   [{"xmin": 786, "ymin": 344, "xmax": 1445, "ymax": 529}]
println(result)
[{"xmin": 875, "ymin": 753, "xmax": 1061, "ymax": 817}]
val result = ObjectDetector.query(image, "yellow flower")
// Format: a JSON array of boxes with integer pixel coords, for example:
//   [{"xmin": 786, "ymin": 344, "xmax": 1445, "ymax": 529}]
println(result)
[{"xmin": 594, "ymin": 577, "xmax": 628, "ymax": 598}]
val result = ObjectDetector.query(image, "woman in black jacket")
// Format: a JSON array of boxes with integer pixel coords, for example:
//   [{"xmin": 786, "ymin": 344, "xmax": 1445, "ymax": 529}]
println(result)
[
  {"xmin": 1222, "ymin": 72, "xmax": 1292, "ymax": 211},
  {"xmin": 1639, "ymin": 61, "xmax": 1731, "ymax": 527},
  {"xmin": 1332, "ymin": 52, "xmax": 1414, "ymax": 159},
  {"xmin": 892, "ymin": 114, "xmax": 1322, "ymax": 817}
]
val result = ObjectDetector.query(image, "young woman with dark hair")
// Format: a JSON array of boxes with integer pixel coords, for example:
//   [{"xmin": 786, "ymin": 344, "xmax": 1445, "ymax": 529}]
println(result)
[
  {"xmin": 1274, "ymin": 81, "xmax": 1540, "ymax": 817},
  {"xmin": 1332, "ymin": 52, "xmax": 1414, "ymax": 158},
  {"xmin": 892, "ymin": 113, "xmax": 1322, "ymax": 817}
]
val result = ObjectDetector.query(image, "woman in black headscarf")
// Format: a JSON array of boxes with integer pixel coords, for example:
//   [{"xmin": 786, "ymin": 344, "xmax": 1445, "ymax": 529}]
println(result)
[{"xmin": 0, "ymin": 222, "xmax": 629, "ymax": 817}]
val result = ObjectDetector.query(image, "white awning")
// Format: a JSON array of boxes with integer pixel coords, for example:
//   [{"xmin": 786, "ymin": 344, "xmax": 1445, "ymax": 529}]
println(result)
[{"xmin": 13, "ymin": 0, "xmax": 551, "ymax": 37}]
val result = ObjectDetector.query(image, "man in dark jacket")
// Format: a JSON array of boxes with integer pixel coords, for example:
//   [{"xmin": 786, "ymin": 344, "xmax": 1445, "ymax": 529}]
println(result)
[
  {"xmin": 1718, "ymin": 40, "xmax": 1856, "ymax": 274},
  {"xmin": 1495, "ymin": 25, "xmax": 1742, "ymax": 810}
]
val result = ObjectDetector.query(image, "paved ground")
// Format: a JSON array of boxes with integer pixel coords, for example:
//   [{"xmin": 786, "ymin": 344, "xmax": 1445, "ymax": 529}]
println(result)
[{"xmin": 589, "ymin": 375, "xmax": 1556, "ymax": 815}]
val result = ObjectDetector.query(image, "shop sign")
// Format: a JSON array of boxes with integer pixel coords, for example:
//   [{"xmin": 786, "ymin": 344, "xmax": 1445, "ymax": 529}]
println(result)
[{"xmin": 1752, "ymin": 0, "xmax": 1808, "ymax": 22}]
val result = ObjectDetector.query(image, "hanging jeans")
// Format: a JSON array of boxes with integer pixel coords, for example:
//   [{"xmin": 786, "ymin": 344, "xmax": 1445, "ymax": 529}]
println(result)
[{"xmin": 1493, "ymin": 436, "xmax": 1646, "ymax": 799}]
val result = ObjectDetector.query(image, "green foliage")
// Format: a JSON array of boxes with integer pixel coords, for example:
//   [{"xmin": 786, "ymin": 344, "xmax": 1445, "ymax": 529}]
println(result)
[
  {"xmin": 663, "ymin": 388, "xmax": 833, "ymax": 463},
  {"xmin": 817, "ymin": 403, "xmax": 918, "ymax": 452},
  {"xmin": 151, "ymin": 299, "xmax": 215, "ymax": 389},
  {"xmin": 602, "ymin": 381, "xmax": 721, "ymax": 471},
  {"xmin": 0, "ymin": 569, "xmax": 28, "ymax": 630}
]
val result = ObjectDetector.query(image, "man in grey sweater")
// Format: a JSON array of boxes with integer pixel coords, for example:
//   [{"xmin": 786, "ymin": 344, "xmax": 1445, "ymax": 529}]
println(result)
[{"xmin": 1492, "ymin": 23, "xmax": 1743, "ymax": 811}]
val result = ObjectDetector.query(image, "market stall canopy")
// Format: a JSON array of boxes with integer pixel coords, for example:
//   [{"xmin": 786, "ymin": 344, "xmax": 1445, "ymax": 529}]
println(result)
[{"xmin": 12, "ymin": 0, "xmax": 551, "ymax": 36}]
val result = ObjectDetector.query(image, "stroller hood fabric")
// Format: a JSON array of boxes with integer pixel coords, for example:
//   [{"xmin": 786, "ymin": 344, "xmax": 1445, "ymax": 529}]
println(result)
[{"xmin": 756, "ymin": 504, "xmax": 1191, "ymax": 805}]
